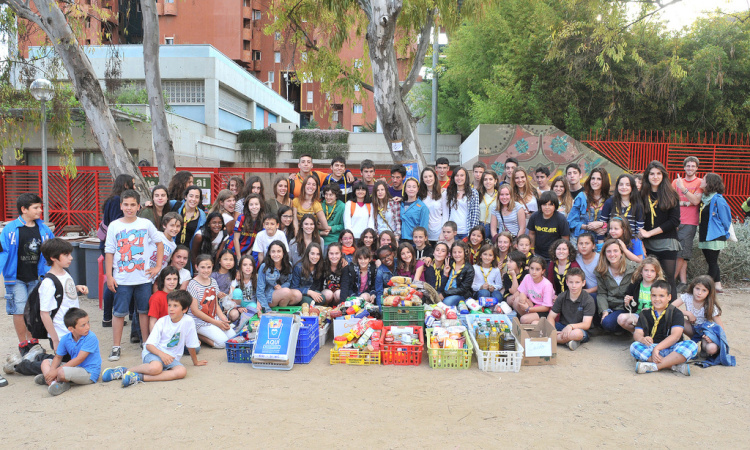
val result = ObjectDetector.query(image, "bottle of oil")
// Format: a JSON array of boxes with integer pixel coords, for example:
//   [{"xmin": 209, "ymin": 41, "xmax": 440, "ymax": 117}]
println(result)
[
  {"xmin": 476, "ymin": 324, "xmax": 488, "ymax": 351},
  {"xmin": 489, "ymin": 326, "xmax": 500, "ymax": 351}
]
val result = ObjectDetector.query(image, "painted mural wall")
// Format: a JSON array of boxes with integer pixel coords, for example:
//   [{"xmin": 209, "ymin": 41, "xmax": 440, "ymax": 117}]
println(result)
[{"xmin": 474, "ymin": 124, "xmax": 624, "ymax": 181}]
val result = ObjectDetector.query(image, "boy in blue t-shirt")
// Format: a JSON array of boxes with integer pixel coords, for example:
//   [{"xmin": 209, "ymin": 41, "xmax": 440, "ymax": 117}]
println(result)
[
  {"xmin": 35, "ymin": 308, "xmax": 102, "ymax": 396},
  {"xmin": 0, "ymin": 193, "xmax": 55, "ymax": 355}
]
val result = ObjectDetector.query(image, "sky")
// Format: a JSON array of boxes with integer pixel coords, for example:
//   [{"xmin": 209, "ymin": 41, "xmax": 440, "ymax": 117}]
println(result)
[{"xmin": 646, "ymin": 0, "xmax": 749, "ymax": 30}]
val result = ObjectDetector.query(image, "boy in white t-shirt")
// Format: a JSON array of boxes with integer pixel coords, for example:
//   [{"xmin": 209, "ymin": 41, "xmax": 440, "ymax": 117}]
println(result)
[
  {"xmin": 252, "ymin": 214, "xmax": 289, "ymax": 262},
  {"xmin": 102, "ymin": 290, "xmax": 207, "ymax": 387},
  {"xmin": 39, "ymin": 238, "xmax": 89, "ymax": 350},
  {"xmin": 149, "ymin": 212, "xmax": 182, "ymax": 281},
  {"xmin": 104, "ymin": 190, "xmax": 164, "ymax": 362}
]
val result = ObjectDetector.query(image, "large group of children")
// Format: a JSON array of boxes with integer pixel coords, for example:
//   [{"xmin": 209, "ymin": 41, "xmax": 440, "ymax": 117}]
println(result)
[{"xmin": 0, "ymin": 154, "xmax": 737, "ymax": 393}]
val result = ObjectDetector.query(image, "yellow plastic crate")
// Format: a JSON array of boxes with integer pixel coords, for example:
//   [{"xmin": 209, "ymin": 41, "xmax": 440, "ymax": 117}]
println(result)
[
  {"xmin": 426, "ymin": 329, "xmax": 473, "ymax": 369},
  {"xmin": 329, "ymin": 348, "xmax": 381, "ymax": 365}
]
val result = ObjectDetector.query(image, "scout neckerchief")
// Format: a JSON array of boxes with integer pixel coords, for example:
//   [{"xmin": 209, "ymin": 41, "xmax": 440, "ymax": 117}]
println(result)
[
  {"xmin": 377, "ymin": 200, "xmax": 395, "ymax": 232},
  {"xmin": 448, "ymin": 263, "xmax": 464, "ymax": 289},
  {"xmin": 434, "ymin": 262, "xmax": 444, "ymax": 288},
  {"xmin": 616, "ymin": 201, "xmax": 631, "ymax": 218},
  {"xmin": 469, "ymin": 244, "xmax": 481, "ymax": 264},
  {"xmin": 496, "ymin": 254, "xmax": 508, "ymax": 274},
  {"xmin": 650, "ymin": 307, "xmax": 668, "ymax": 339},
  {"xmin": 180, "ymin": 205, "xmax": 198, "ymax": 243},
  {"xmin": 479, "ymin": 266, "xmax": 492, "ymax": 285},
  {"xmin": 647, "ymin": 194, "xmax": 658, "ymax": 229},
  {"xmin": 589, "ymin": 196, "xmax": 604, "ymax": 221},
  {"xmin": 555, "ymin": 261, "xmax": 571, "ymax": 292},
  {"xmin": 324, "ymin": 201, "xmax": 338, "ymax": 222},
  {"xmin": 482, "ymin": 191, "xmax": 497, "ymax": 224}
]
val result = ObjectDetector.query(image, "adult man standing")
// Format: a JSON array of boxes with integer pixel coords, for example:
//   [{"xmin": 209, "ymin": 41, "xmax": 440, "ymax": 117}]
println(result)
[{"xmin": 672, "ymin": 156, "xmax": 703, "ymax": 292}]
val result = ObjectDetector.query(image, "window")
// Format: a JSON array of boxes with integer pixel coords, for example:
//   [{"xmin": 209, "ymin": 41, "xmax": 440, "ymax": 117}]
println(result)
[
  {"xmin": 165, "ymin": 37, "xmax": 174, "ymax": 45},
  {"xmin": 353, "ymin": 126, "xmax": 363, "ymax": 133},
  {"xmin": 353, "ymin": 59, "xmax": 363, "ymax": 68},
  {"xmin": 253, "ymin": 50, "xmax": 261, "ymax": 61},
  {"xmin": 275, "ymin": 31, "xmax": 281, "ymax": 40},
  {"xmin": 166, "ymin": 0, "xmax": 174, "ymax": 3},
  {"xmin": 354, "ymin": 84, "xmax": 360, "ymax": 92},
  {"xmin": 307, "ymin": 91, "xmax": 313, "ymax": 104},
  {"xmin": 268, "ymin": 71, "xmax": 274, "ymax": 83},
  {"xmin": 332, "ymin": 111, "xmax": 339, "ymax": 122},
  {"xmin": 244, "ymin": 0, "xmax": 250, "ymax": 7},
  {"xmin": 219, "ymin": 88, "xmax": 249, "ymax": 119},
  {"xmin": 162, "ymin": 80, "xmax": 205, "ymax": 103},
  {"xmin": 85, "ymin": 17, "xmax": 91, "ymax": 28},
  {"xmin": 301, "ymin": 52, "xmax": 307, "ymax": 62},
  {"xmin": 253, "ymin": 10, "xmax": 262, "ymax": 20},
  {"xmin": 353, "ymin": 104, "xmax": 363, "ymax": 114},
  {"xmin": 274, "ymin": 52, "xmax": 281, "ymax": 63}
]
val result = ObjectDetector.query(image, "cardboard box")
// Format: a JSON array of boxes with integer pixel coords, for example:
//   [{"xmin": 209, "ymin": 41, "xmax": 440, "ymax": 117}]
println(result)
[
  {"xmin": 511, "ymin": 317, "xmax": 557, "ymax": 366},
  {"xmin": 333, "ymin": 317, "xmax": 361, "ymax": 338}
]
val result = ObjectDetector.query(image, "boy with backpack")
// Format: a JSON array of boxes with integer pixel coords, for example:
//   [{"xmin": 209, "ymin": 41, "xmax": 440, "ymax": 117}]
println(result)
[
  {"xmin": 37, "ymin": 238, "xmax": 89, "ymax": 350},
  {"xmin": 104, "ymin": 189, "xmax": 164, "ymax": 362},
  {"xmin": 0, "ymin": 193, "xmax": 55, "ymax": 356}
]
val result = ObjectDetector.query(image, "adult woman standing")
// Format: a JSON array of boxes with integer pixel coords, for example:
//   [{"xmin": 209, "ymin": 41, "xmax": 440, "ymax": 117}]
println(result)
[
  {"xmin": 639, "ymin": 160, "xmax": 681, "ymax": 299},
  {"xmin": 175, "ymin": 185, "xmax": 207, "ymax": 250},
  {"xmin": 442, "ymin": 167, "xmax": 479, "ymax": 239},
  {"xmin": 699, "ymin": 173, "xmax": 731, "ymax": 292},
  {"xmin": 598, "ymin": 173, "xmax": 644, "ymax": 236},
  {"xmin": 478, "ymin": 171, "xmax": 499, "ymax": 237},
  {"xmin": 568, "ymin": 167, "xmax": 610, "ymax": 246},
  {"xmin": 418, "ymin": 167, "xmax": 445, "ymax": 245},
  {"xmin": 490, "ymin": 183, "xmax": 525, "ymax": 239}
]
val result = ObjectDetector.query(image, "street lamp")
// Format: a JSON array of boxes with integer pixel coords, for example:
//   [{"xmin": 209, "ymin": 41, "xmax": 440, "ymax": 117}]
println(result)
[{"xmin": 30, "ymin": 79, "xmax": 55, "ymax": 223}]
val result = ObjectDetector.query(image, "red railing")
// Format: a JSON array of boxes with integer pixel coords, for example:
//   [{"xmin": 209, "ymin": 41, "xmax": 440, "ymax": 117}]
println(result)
[
  {"xmin": 582, "ymin": 130, "xmax": 750, "ymax": 219},
  {"xmin": 1, "ymin": 166, "xmax": 392, "ymax": 233}
]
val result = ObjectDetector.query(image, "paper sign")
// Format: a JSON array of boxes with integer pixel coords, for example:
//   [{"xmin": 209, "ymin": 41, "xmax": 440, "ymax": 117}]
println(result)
[
  {"xmin": 254, "ymin": 315, "xmax": 294, "ymax": 361},
  {"xmin": 392, "ymin": 141, "xmax": 403, "ymax": 152},
  {"xmin": 524, "ymin": 338, "xmax": 552, "ymax": 357},
  {"xmin": 404, "ymin": 162, "xmax": 419, "ymax": 179}
]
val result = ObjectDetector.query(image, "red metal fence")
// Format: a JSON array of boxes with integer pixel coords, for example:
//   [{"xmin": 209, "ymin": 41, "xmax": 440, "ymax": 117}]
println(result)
[
  {"xmin": 0, "ymin": 166, "xmax": 393, "ymax": 233},
  {"xmin": 582, "ymin": 130, "xmax": 750, "ymax": 219}
]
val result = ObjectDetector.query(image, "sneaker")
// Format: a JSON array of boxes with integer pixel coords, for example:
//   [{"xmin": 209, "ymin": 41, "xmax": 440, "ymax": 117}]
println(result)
[
  {"xmin": 635, "ymin": 362, "xmax": 658, "ymax": 374},
  {"xmin": 121, "ymin": 371, "xmax": 143, "ymax": 388},
  {"xmin": 22, "ymin": 344, "xmax": 45, "ymax": 362},
  {"xmin": 130, "ymin": 335, "xmax": 141, "ymax": 344},
  {"xmin": 567, "ymin": 340, "xmax": 580, "ymax": 351},
  {"xmin": 671, "ymin": 363, "xmax": 691, "ymax": 376},
  {"xmin": 108, "ymin": 347, "xmax": 121, "ymax": 362},
  {"xmin": 102, "ymin": 320, "xmax": 112, "ymax": 328},
  {"xmin": 18, "ymin": 341, "xmax": 30, "ymax": 356},
  {"xmin": 0, "ymin": 374, "xmax": 7, "ymax": 387},
  {"xmin": 102, "ymin": 366, "xmax": 127, "ymax": 382},
  {"xmin": 48, "ymin": 381, "xmax": 71, "ymax": 396},
  {"xmin": 3, "ymin": 353, "xmax": 22, "ymax": 374}
]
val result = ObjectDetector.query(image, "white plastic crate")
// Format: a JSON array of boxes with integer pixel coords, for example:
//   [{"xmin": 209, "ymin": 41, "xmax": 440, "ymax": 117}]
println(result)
[
  {"xmin": 467, "ymin": 316, "xmax": 524, "ymax": 373},
  {"xmin": 319, "ymin": 323, "xmax": 330, "ymax": 346}
]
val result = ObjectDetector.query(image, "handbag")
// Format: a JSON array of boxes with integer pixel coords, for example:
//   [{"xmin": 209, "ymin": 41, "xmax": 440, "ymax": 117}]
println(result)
[
  {"xmin": 96, "ymin": 221, "xmax": 108, "ymax": 241},
  {"xmin": 728, "ymin": 223, "xmax": 738, "ymax": 243}
]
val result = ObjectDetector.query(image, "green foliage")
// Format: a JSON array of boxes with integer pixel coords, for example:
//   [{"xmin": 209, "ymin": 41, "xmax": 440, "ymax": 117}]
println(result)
[
  {"xmin": 113, "ymin": 83, "xmax": 173, "ymax": 112},
  {"xmin": 428, "ymin": 0, "xmax": 750, "ymax": 138},
  {"xmin": 291, "ymin": 129, "xmax": 349, "ymax": 159},
  {"xmin": 238, "ymin": 128, "xmax": 279, "ymax": 166},
  {"xmin": 302, "ymin": 118, "xmax": 319, "ymax": 129}
]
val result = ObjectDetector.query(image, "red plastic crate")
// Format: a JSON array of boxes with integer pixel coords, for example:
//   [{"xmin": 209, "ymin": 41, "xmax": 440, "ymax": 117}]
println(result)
[{"xmin": 380, "ymin": 326, "xmax": 424, "ymax": 366}]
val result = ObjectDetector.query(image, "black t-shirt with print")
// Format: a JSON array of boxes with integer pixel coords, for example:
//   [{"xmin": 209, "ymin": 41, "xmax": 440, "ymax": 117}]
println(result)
[
  {"xmin": 17, "ymin": 224, "xmax": 42, "ymax": 282},
  {"xmin": 527, "ymin": 211, "xmax": 569, "ymax": 260}
]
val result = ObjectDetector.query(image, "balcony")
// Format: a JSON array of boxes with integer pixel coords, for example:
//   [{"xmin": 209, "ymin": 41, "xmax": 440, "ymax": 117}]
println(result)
[
  {"xmin": 242, "ymin": 50, "xmax": 252, "ymax": 63},
  {"xmin": 164, "ymin": 1, "xmax": 177, "ymax": 15},
  {"xmin": 242, "ymin": 28, "xmax": 252, "ymax": 41},
  {"xmin": 156, "ymin": 2, "xmax": 163, "ymax": 14},
  {"xmin": 243, "ymin": 6, "xmax": 252, "ymax": 18}
]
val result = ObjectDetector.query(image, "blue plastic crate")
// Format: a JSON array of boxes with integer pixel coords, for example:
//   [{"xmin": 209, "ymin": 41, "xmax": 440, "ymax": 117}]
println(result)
[
  {"xmin": 226, "ymin": 340, "xmax": 254, "ymax": 364},
  {"xmin": 295, "ymin": 334, "xmax": 320, "ymax": 364}
]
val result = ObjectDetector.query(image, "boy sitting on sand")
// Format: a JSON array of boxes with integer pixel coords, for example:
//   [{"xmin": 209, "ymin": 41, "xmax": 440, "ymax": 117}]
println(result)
[
  {"xmin": 547, "ymin": 268, "xmax": 595, "ymax": 351},
  {"xmin": 102, "ymin": 290, "xmax": 206, "ymax": 387},
  {"xmin": 630, "ymin": 280, "xmax": 698, "ymax": 376}
]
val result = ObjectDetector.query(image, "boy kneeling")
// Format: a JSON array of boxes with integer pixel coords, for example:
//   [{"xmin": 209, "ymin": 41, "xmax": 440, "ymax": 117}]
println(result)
[
  {"xmin": 630, "ymin": 280, "xmax": 697, "ymax": 376},
  {"xmin": 102, "ymin": 290, "xmax": 207, "ymax": 387},
  {"xmin": 36, "ymin": 308, "xmax": 101, "ymax": 396},
  {"xmin": 547, "ymin": 268, "xmax": 594, "ymax": 351}
]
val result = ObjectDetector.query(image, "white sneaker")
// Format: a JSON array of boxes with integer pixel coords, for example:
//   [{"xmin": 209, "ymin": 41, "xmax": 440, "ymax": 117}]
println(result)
[
  {"xmin": 108, "ymin": 347, "xmax": 121, "ymax": 362},
  {"xmin": 671, "ymin": 363, "xmax": 691, "ymax": 376},
  {"xmin": 567, "ymin": 340, "xmax": 580, "ymax": 351},
  {"xmin": 635, "ymin": 362, "xmax": 658, "ymax": 374},
  {"xmin": 22, "ymin": 344, "xmax": 45, "ymax": 361},
  {"xmin": 4, "ymin": 354, "xmax": 22, "ymax": 374}
]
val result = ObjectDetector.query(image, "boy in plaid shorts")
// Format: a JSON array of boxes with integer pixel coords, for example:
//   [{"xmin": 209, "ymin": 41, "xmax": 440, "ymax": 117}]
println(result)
[{"xmin": 630, "ymin": 280, "xmax": 697, "ymax": 376}]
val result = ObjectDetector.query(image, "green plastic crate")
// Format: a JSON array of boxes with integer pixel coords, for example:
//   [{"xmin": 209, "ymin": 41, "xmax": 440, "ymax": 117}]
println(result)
[
  {"xmin": 426, "ymin": 329, "xmax": 473, "ymax": 369},
  {"xmin": 381, "ymin": 306, "xmax": 425, "ymax": 326},
  {"xmin": 271, "ymin": 306, "xmax": 302, "ymax": 314}
]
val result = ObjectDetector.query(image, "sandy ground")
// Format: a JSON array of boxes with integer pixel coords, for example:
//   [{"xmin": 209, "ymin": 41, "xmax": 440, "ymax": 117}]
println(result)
[{"xmin": 1, "ymin": 288, "xmax": 749, "ymax": 448}]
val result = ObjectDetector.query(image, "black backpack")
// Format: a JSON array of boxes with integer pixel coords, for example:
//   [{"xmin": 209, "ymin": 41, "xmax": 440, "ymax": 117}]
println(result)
[{"xmin": 23, "ymin": 274, "xmax": 64, "ymax": 340}]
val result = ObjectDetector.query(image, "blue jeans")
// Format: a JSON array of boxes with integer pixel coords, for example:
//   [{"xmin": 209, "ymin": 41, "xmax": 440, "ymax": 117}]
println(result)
[
  {"xmin": 555, "ymin": 322, "xmax": 590, "ymax": 343},
  {"xmin": 6, "ymin": 280, "xmax": 39, "ymax": 315},
  {"xmin": 456, "ymin": 233, "xmax": 468, "ymax": 240},
  {"xmin": 143, "ymin": 351, "xmax": 183, "ymax": 370},
  {"xmin": 476, "ymin": 289, "xmax": 503, "ymax": 301},
  {"xmin": 113, "ymin": 283, "xmax": 152, "ymax": 317},
  {"xmin": 601, "ymin": 309, "xmax": 626, "ymax": 333},
  {"xmin": 442, "ymin": 295, "xmax": 464, "ymax": 307}
]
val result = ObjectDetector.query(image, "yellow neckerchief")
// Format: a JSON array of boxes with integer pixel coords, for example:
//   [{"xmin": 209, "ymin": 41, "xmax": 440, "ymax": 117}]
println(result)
[
  {"xmin": 324, "ymin": 201, "xmax": 338, "ymax": 222},
  {"xmin": 617, "ymin": 201, "xmax": 631, "ymax": 218},
  {"xmin": 448, "ymin": 262, "xmax": 465, "ymax": 289},
  {"xmin": 479, "ymin": 266, "xmax": 493, "ymax": 284},
  {"xmin": 524, "ymin": 252, "xmax": 532, "ymax": 267},
  {"xmin": 590, "ymin": 196, "xmax": 604, "ymax": 219},
  {"xmin": 555, "ymin": 261, "xmax": 571, "ymax": 292},
  {"xmin": 180, "ymin": 205, "xmax": 198, "ymax": 243},
  {"xmin": 496, "ymin": 254, "xmax": 508, "ymax": 274},
  {"xmin": 327, "ymin": 174, "xmax": 347, "ymax": 197},
  {"xmin": 481, "ymin": 191, "xmax": 497, "ymax": 223},
  {"xmin": 650, "ymin": 307, "xmax": 668, "ymax": 338},
  {"xmin": 434, "ymin": 262, "xmax": 444, "ymax": 287},
  {"xmin": 648, "ymin": 195, "xmax": 658, "ymax": 228},
  {"xmin": 470, "ymin": 244, "xmax": 481, "ymax": 264},
  {"xmin": 377, "ymin": 201, "xmax": 395, "ymax": 232}
]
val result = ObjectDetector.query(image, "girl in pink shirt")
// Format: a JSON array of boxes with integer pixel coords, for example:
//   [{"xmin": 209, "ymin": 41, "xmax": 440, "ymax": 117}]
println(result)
[{"xmin": 512, "ymin": 256, "xmax": 555, "ymax": 324}]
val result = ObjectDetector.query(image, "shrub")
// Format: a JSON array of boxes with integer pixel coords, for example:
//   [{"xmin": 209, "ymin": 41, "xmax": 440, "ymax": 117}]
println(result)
[
  {"xmin": 292, "ymin": 129, "xmax": 349, "ymax": 159},
  {"xmin": 687, "ymin": 222, "xmax": 750, "ymax": 283},
  {"xmin": 238, "ymin": 128, "xmax": 279, "ymax": 166}
]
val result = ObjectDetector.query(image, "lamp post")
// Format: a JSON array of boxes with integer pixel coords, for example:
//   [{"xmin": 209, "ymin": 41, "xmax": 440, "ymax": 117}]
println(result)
[{"xmin": 30, "ymin": 79, "xmax": 55, "ymax": 223}]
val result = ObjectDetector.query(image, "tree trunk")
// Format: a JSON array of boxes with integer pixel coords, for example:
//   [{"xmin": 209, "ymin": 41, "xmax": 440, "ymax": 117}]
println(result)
[
  {"xmin": 366, "ymin": 0, "xmax": 427, "ymax": 169},
  {"xmin": 141, "ymin": 0, "xmax": 175, "ymax": 185},
  {"xmin": 10, "ymin": 1, "xmax": 151, "ymax": 201}
]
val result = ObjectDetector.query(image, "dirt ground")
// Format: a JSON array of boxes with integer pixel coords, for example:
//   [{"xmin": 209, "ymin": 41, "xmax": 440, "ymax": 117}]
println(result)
[{"xmin": 1, "ymin": 287, "xmax": 748, "ymax": 448}]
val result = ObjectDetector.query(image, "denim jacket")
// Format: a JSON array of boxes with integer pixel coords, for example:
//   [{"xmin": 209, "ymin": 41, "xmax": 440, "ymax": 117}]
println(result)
[{"xmin": 256, "ymin": 263, "xmax": 290, "ymax": 309}]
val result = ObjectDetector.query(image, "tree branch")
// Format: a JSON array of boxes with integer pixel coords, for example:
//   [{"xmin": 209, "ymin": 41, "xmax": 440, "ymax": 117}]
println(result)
[
  {"xmin": 2, "ymin": 0, "xmax": 43, "ymax": 28},
  {"xmin": 400, "ymin": 8, "xmax": 435, "ymax": 98},
  {"xmin": 618, "ymin": 0, "xmax": 684, "ymax": 31},
  {"xmin": 357, "ymin": 0, "xmax": 372, "ymax": 23}
]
